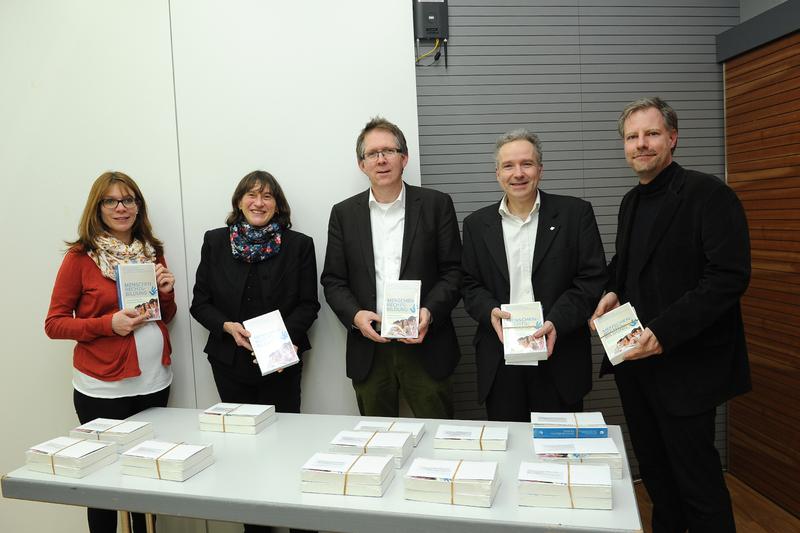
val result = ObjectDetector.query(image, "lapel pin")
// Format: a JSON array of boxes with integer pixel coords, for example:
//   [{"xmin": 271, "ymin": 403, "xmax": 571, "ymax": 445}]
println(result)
[{"xmin": 550, "ymin": 226, "xmax": 555, "ymax": 231}]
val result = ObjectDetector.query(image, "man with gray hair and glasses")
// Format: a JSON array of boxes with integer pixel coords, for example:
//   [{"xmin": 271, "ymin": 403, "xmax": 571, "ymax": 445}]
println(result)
[
  {"xmin": 590, "ymin": 97, "xmax": 751, "ymax": 532},
  {"xmin": 462, "ymin": 128, "xmax": 607, "ymax": 422},
  {"xmin": 321, "ymin": 117, "xmax": 462, "ymax": 419}
]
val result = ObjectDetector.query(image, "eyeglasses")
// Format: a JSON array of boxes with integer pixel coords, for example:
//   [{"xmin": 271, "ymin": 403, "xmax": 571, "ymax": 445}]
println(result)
[
  {"xmin": 100, "ymin": 197, "xmax": 139, "ymax": 210},
  {"xmin": 363, "ymin": 148, "xmax": 403, "ymax": 161}
]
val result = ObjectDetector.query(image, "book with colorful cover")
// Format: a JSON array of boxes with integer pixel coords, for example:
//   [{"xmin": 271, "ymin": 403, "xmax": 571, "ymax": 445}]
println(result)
[
  {"xmin": 380, "ymin": 280, "xmax": 421, "ymax": 339},
  {"xmin": 116, "ymin": 263, "xmax": 160, "ymax": 321},
  {"xmin": 243, "ymin": 310, "xmax": 299, "ymax": 376},
  {"xmin": 500, "ymin": 302, "xmax": 547, "ymax": 360},
  {"xmin": 592, "ymin": 302, "xmax": 642, "ymax": 365}
]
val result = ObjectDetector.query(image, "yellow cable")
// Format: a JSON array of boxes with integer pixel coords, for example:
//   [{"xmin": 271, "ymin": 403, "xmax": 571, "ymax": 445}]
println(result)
[{"xmin": 416, "ymin": 38, "xmax": 440, "ymax": 62}]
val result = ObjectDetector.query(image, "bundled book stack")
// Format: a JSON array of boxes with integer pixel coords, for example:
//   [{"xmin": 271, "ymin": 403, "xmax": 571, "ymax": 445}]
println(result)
[
  {"xmin": 404, "ymin": 458, "xmax": 500, "ymax": 507},
  {"xmin": 531, "ymin": 412, "xmax": 608, "ymax": 439},
  {"xmin": 593, "ymin": 302, "xmax": 642, "ymax": 366},
  {"xmin": 532, "ymin": 436, "xmax": 623, "ymax": 479},
  {"xmin": 501, "ymin": 302, "xmax": 548, "ymax": 365},
  {"xmin": 518, "ymin": 462, "xmax": 613, "ymax": 509},
  {"xmin": 353, "ymin": 420, "xmax": 425, "ymax": 447},
  {"xmin": 199, "ymin": 403, "xmax": 276, "ymax": 434},
  {"xmin": 433, "ymin": 424, "xmax": 508, "ymax": 451},
  {"xmin": 329, "ymin": 430, "xmax": 413, "ymax": 468},
  {"xmin": 26, "ymin": 437, "xmax": 116, "ymax": 478},
  {"xmin": 70, "ymin": 418, "xmax": 154, "ymax": 452},
  {"xmin": 300, "ymin": 452, "xmax": 394, "ymax": 497},
  {"xmin": 121, "ymin": 440, "xmax": 214, "ymax": 481}
]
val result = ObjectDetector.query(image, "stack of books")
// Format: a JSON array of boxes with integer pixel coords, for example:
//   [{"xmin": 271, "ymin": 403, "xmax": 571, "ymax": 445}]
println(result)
[
  {"xmin": 70, "ymin": 418, "xmax": 154, "ymax": 452},
  {"xmin": 300, "ymin": 452, "xmax": 394, "ymax": 497},
  {"xmin": 26, "ymin": 437, "xmax": 117, "ymax": 478},
  {"xmin": 593, "ymin": 302, "xmax": 642, "ymax": 366},
  {"xmin": 121, "ymin": 440, "xmax": 214, "ymax": 481},
  {"xmin": 531, "ymin": 412, "xmax": 608, "ymax": 439},
  {"xmin": 404, "ymin": 458, "xmax": 500, "ymax": 507},
  {"xmin": 329, "ymin": 430, "xmax": 413, "ymax": 468},
  {"xmin": 433, "ymin": 424, "xmax": 508, "ymax": 451},
  {"xmin": 501, "ymin": 302, "xmax": 548, "ymax": 365},
  {"xmin": 518, "ymin": 462, "xmax": 613, "ymax": 509},
  {"xmin": 353, "ymin": 420, "xmax": 425, "ymax": 446},
  {"xmin": 199, "ymin": 403, "xmax": 276, "ymax": 434},
  {"xmin": 532, "ymin": 436, "xmax": 623, "ymax": 479}
]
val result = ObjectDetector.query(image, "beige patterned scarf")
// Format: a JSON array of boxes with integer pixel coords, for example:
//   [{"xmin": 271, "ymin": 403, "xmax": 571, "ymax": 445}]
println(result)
[{"xmin": 87, "ymin": 234, "xmax": 156, "ymax": 280}]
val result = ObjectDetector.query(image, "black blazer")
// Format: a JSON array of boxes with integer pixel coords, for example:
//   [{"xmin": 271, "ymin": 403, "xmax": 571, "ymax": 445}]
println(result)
[
  {"xmin": 601, "ymin": 162, "xmax": 751, "ymax": 416},
  {"xmin": 190, "ymin": 227, "xmax": 320, "ymax": 369},
  {"xmin": 320, "ymin": 183, "xmax": 462, "ymax": 383},
  {"xmin": 462, "ymin": 191, "xmax": 608, "ymax": 405}
]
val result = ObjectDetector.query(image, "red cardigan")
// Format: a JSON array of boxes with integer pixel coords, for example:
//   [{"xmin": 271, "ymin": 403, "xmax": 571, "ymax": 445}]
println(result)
[{"xmin": 45, "ymin": 248, "xmax": 176, "ymax": 381}]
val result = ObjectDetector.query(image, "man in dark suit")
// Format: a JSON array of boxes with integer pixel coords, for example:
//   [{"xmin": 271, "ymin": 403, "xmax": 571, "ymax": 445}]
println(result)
[
  {"xmin": 590, "ymin": 97, "xmax": 751, "ymax": 532},
  {"xmin": 461, "ymin": 129, "xmax": 607, "ymax": 422},
  {"xmin": 321, "ymin": 117, "xmax": 462, "ymax": 418}
]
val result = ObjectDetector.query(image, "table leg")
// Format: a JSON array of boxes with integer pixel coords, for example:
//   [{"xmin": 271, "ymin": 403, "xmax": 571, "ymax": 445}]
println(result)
[
  {"xmin": 145, "ymin": 512, "xmax": 156, "ymax": 533},
  {"xmin": 119, "ymin": 511, "xmax": 132, "ymax": 533}
]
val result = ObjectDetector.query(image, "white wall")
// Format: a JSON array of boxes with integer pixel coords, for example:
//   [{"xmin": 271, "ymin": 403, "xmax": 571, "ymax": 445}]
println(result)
[{"xmin": 0, "ymin": 1, "xmax": 419, "ymax": 531}]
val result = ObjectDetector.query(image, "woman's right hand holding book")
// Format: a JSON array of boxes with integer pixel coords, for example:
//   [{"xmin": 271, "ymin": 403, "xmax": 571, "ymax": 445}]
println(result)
[{"xmin": 112, "ymin": 309, "xmax": 148, "ymax": 336}]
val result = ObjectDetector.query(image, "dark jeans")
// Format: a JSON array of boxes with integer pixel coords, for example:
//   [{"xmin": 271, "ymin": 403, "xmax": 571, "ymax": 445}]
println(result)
[
  {"xmin": 73, "ymin": 387, "xmax": 170, "ymax": 533},
  {"xmin": 485, "ymin": 362, "xmax": 583, "ymax": 422},
  {"xmin": 352, "ymin": 341, "xmax": 454, "ymax": 419}
]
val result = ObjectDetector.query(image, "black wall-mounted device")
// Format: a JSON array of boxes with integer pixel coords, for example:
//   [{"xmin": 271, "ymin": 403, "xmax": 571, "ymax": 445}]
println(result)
[{"xmin": 413, "ymin": 0, "xmax": 448, "ymax": 40}]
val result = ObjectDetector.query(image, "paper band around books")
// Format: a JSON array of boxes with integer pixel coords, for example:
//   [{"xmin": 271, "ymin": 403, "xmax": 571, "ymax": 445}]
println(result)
[
  {"xmin": 478, "ymin": 425, "xmax": 486, "ymax": 451},
  {"xmin": 567, "ymin": 464, "xmax": 575, "ymax": 509},
  {"xmin": 219, "ymin": 404, "xmax": 243, "ymax": 433},
  {"xmin": 362, "ymin": 431, "xmax": 378, "ymax": 454},
  {"xmin": 449, "ymin": 460, "xmax": 464, "ymax": 505},
  {"xmin": 98, "ymin": 420, "xmax": 127, "ymax": 437},
  {"xmin": 341, "ymin": 453, "xmax": 364, "ymax": 496},
  {"xmin": 154, "ymin": 442, "xmax": 183, "ymax": 480},
  {"xmin": 48, "ymin": 440, "xmax": 85, "ymax": 475}
]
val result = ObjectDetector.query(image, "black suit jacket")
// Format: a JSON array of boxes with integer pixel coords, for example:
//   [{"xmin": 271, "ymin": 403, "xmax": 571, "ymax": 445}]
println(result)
[
  {"xmin": 190, "ymin": 227, "xmax": 320, "ymax": 371},
  {"xmin": 601, "ymin": 162, "xmax": 751, "ymax": 416},
  {"xmin": 462, "ymin": 191, "xmax": 607, "ymax": 405},
  {"xmin": 320, "ymin": 183, "xmax": 462, "ymax": 383}
]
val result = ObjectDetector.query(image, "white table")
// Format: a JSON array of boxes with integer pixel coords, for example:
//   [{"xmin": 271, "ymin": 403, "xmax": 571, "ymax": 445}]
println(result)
[{"xmin": 2, "ymin": 408, "xmax": 642, "ymax": 532}]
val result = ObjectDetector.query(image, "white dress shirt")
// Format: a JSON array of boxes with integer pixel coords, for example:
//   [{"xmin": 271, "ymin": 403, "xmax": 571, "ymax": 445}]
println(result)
[
  {"xmin": 499, "ymin": 192, "xmax": 540, "ymax": 304},
  {"xmin": 369, "ymin": 184, "xmax": 406, "ymax": 316}
]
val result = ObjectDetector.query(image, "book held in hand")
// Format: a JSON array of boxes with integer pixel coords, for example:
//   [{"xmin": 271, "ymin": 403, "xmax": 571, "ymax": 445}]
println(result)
[
  {"xmin": 501, "ymin": 302, "xmax": 547, "ymax": 364},
  {"xmin": 592, "ymin": 302, "xmax": 642, "ymax": 365},
  {"xmin": 116, "ymin": 263, "xmax": 160, "ymax": 321},
  {"xmin": 530, "ymin": 412, "xmax": 608, "ymax": 439},
  {"xmin": 26, "ymin": 437, "xmax": 117, "ymax": 478},
  {"xmin": 518, "ymin": 462, "xmax": 612, "ymax": 509},
  {"xmin": 300, "ymin": 452, "xmax": 395, "ymax": 497},
  {"xmin": 404, "ymin": 458, "xmax": 500, "ymax": 507},
  {"xmin": 243, "ymin": 310, "xmax": 299, "ymax": 376},
  {"xmin": 380, "ymin": 280, "xmax": 421, "ymax": 339},
  {"xmin": 199, "ymin": 403, "xmax": 276, "ymax": 434},
  {"xmin": 121, "ymin": 440, "xmax": 214, "ymax": 481}
]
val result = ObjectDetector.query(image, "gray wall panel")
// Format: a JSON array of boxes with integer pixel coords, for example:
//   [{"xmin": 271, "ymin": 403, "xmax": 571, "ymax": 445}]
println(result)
[{"xmin": 415, "ymin": 0, "xmax": 737, "ymax": 476}]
